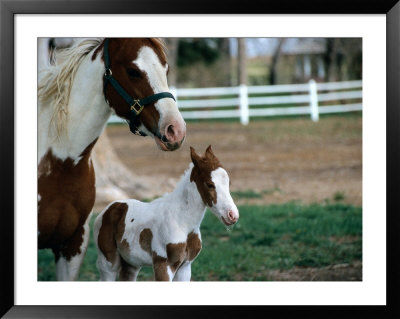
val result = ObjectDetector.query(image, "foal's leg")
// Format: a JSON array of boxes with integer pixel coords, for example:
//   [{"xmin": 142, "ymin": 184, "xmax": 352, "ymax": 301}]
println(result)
[
  {"xmin": 54, "ymin": 212, "xmax": 92, "ymax": 281},
  {"xmin": 119, "ymin": 258, "xmax": 140, "ymax": 281},
  {"xmin": 96, "ymin": 251, "xmax": 120, "ymax": 281},
  {"xmin": 153, "ymin": 255, "xmax": 174, "ymax": 281},
  {"xmin": 173, "ymin": 262, "xmax": 192, "ymax": 281}
]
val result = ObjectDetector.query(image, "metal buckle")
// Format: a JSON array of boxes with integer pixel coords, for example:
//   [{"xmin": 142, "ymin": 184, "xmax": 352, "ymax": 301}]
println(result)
[
  {"xmin": 130, "ymin": 100, "xmax": 144, "ymax": 115},
  {"xmin": 104, "ymin": 68, "xmax": 112, "ymax": 77}
]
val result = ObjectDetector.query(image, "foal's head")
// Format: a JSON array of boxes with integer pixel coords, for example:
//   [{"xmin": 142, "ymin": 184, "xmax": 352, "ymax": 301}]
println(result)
[
  {"xmin": 99, "ymin": 38, "xmax": 186, "ymax": 151},
  {"xmin": 190, "ymin": 146, "xmax": 239, "ymax": 226}
]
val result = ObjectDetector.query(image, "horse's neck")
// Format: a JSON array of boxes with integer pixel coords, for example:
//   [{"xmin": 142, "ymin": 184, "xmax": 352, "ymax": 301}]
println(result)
[
  {"xmin": 38, "ymin": 53, "xmax": 111, "ymax": 163},
  {"xmin": 168, "ymin": 164, "xmax": 207, "ymax": 232}
]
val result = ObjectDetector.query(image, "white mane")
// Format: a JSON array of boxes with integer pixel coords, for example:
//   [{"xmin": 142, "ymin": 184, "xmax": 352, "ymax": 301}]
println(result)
[
  {"xmin": 38, "ymin": 38, "xmax": 103, "ymax": 138},
  {"xmin": 171, "ymin": 163, "xmax": 195, "ymax": 193},
  {"xmin": 151, "ymin": 163, "xmax": 195, "ymax": 203}
]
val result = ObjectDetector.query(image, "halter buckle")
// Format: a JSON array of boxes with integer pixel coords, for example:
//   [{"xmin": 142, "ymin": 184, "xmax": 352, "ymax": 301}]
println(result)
[
  {"xmin": 104, "ymin": 68, "xmax": 112, "ymax": 77},
  {"xmin": 130, "ymin": 100, "xmax": 144, "ymax": 115}
]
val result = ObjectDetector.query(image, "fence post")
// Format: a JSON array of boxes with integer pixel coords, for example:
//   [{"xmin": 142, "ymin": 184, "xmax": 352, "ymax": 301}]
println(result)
[
  {"xmin": 309, "ymin": 79, "xmax": 319, "ymax": 122},
  {"xmin": 239, "ymin": 84, "xmax": 249, "ymax": 125}
]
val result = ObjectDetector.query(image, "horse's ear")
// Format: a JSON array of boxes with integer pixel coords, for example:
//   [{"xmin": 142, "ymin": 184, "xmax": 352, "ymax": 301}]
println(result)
[
  {"xmin": 190, "ymin": 146, "xmax": 201, "ymax": 166},
  {"xmin": 205, "ymin": 145, "xmax": 213, "ymax": 157},
  {"xmin": 205, "ymin": 145, "xmax": 217, "ymax": 161}
]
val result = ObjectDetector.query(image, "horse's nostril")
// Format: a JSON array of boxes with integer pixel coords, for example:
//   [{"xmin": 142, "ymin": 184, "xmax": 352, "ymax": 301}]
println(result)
[
  {"xmin": 163, "ymin": 121, "xmax": 185, "ymax": 144},
  {"xmin": 227, "ymin": 210, "xmax": 239, "ymax": 223},
  {"xmin": 167, "ymin": 125, "xmax": 175, "ymax": 137},
  {"xmin": 161, "ymin": 135, "xmax": 169, "ymax": 143}
]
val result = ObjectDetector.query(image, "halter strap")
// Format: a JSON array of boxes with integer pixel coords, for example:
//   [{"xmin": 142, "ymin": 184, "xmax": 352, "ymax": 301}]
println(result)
[{"xmin": 103, "ymin": 38, "xmax": 176, "ymax": 136}]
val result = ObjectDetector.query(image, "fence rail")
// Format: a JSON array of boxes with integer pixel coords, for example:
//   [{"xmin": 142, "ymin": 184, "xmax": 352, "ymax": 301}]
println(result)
[{"xmin": 108, "ymin": 79, "xmax": 362, "ymax": 125}]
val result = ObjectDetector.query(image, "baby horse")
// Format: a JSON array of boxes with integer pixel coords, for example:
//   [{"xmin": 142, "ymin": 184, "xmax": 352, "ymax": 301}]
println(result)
[{"xmin": 94, "ymin": 145, "xmax": 239, "ymax": 281}]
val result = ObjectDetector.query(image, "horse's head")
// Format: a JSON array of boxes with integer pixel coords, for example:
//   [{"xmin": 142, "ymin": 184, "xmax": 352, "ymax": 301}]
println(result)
[
  {"xmin": 190, "ymin": 145, "xmax": 239, "ymax": 226},
  {"xmin": 101, "ymin": 38, "xmax": 186, "ymax": 151}
]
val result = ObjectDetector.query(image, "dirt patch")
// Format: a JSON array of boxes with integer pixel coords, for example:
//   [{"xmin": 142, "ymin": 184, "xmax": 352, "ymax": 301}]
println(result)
[
  {"xmin": 265, "ymin": 261, "xmax": 362, "ymax": 281},
  {"xmin": 101, "ymin": 115, "xmax": 361, "ymax": 208}
]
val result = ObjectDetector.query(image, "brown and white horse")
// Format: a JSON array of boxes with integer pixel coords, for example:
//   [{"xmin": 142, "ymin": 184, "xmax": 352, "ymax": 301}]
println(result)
[
  {"xmin": 94, "ymin": 146, "xmax": 239, "ymax": 281},
  {"xmin": 38, "ymin": 38, "xmax": 186, "ymax": 281}
]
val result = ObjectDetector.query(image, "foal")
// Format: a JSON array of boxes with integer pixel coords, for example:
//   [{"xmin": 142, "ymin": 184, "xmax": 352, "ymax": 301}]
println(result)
[{"xmin": 94, "ymin": 145, "xmax": 239, "ymax": 281}]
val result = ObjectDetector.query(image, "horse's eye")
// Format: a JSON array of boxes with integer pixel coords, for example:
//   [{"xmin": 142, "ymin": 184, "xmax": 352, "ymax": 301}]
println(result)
[
  {"xmin": 206, "ymin": 182, "xmax": 215, "ymax": 189},
  {"xmin": 126, "ymin": 68, "xmax": 141, "ymax": 79}
]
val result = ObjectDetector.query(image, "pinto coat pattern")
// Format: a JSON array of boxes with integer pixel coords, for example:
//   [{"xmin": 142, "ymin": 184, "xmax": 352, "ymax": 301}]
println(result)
[
  {"xmin": 38, "ymin": 38, "xmax": 186, "ymax": 281},
  {"xmin": 94, "ymin": 146, "xmax": 239, "ymax": 281}
]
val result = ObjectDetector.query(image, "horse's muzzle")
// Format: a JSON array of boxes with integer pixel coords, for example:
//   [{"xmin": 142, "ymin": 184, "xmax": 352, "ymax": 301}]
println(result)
[{"xmin": 155, "ymin": 135, "xmax": 185, "ymax": 151}]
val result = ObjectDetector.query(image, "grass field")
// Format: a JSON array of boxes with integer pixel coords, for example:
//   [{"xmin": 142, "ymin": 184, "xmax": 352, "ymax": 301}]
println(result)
[{"xmin": 38, "ymin": 202, "xmax": 362, "ymax": 281}]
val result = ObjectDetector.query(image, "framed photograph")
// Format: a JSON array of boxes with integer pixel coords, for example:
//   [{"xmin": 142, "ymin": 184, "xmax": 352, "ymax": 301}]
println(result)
[{"xmin": 1, "ymin": 0, "xmax": 399, "ymax": 317}]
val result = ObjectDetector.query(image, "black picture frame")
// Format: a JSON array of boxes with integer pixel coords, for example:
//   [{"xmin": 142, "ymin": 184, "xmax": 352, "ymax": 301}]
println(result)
[{"xmin": 1, "ymin": 0, "xmax": 399, "ymax": 318}]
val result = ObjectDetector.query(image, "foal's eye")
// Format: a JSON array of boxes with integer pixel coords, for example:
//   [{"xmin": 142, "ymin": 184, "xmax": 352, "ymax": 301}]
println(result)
[
  {"xmin": 126, "ymin": 68, "xmax": 141, "ymax": 79},
  {"xmin": 206, "ymin": 182, "xmax": 215, "ymax": 189}
]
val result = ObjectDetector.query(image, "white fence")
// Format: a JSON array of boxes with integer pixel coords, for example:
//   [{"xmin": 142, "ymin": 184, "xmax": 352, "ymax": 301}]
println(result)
[{"xmin": 108, "ymin": 79, "xmax": 362, "ymax": 125}]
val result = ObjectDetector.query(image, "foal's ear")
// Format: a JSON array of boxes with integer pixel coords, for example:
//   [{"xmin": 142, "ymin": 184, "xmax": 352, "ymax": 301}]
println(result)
[
  {"xmin": 190, "ymin": 146, "xmax": 201, "ymax": 166},
  {"xmin": 205, "ymin": 145, "xmax": 214, "ymax": 157}
]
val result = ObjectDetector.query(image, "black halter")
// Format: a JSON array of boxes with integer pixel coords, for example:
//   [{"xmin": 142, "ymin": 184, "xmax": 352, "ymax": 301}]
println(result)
[{"xmin": 102, "ymin": 38, "xmax": 176, "ymax": 136}]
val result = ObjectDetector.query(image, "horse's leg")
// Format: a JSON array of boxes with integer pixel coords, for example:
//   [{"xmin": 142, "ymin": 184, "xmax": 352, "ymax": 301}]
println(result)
[
  {"xmin": 153, "ymin": 256, "xmax": 174, "ymax": 281},
  {"xmin": 96, "ymin": 250, "xmax": 120, "ymax": 281},
  {"xmin": 54, "ymin": 212, "xmax": 92, "ymax": 281},
  {"xmin": 94, "ymin": 211, "xmax": 128, "ymax": 281},
  {"xmin": 119, "ymin": 258, "xmax": 140, "ymax": 281},
  {"xmin": 173, "ymin": 262, "xmax": 192, "ymax": 281}
]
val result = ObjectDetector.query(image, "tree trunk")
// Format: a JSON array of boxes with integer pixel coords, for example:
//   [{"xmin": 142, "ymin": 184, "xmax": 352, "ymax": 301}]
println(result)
[
  {"xmin": 324, "ymin": 38, "xmax": 339, "ymax": 82},
  {"xmin": 237, "ymin": 38, "xmax": 247, "ymax": 85},
  {"xmin": 164, "ymin": 38, "xmax": 179, "ymax": 87},
  {"xmin": 219, "ymin": 38, "xmax": 233, "ymax": 86},
  {"xmin": 269, "ymin": 38, "xmax": 285, "ymax": 85}
]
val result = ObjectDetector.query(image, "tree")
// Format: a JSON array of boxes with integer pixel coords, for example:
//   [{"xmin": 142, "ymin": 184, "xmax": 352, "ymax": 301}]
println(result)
[
  {"xmin": 177, "ymin": 38, "xmax": 221, "ymax": 67},
  {"xmin": 269, "ymin": 39, "xmax": 285, "ymax": 85},
  {"xmin": 173, "ymin": 38, "xmax": 233, "ymax": 88},
  {"xmin": 324, "ymin": 38, "xmax": 339, "ymax": 82},
  {"xmin": 164, "ymin": 38, "xmax": 179, "ymax": 87},
  {"xmin": 217, "ymin": 38, "xmax": 233, "ymax": 86},
  {"xmin": 237, "ymin": 38, "xmax": 247, "ymax": 85},
  {"xmin": 336, "ymin": 38, "xmax": 362, "ymax": 80},
  {"xmin": 324, "ymin": 38, "xmax": 362, "ymax": 82}
]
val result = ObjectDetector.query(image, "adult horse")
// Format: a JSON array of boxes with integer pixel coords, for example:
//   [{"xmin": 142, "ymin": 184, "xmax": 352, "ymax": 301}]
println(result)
[{"xmin": 38, "ymin": 38, "xmax": 186, "ymax": 280}]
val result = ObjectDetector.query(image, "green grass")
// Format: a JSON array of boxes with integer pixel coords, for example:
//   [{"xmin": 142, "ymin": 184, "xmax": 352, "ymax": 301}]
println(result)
[
  {"xmin": 38, "ymin": 202, "xmax": 362, "ymax": 281},
  {"xmin": 333, "ymin": 191, "xmax": 346, "ymax": 202},
  {"xmin": 231, "ymin": 190, "xmax": 263, "ymax": 200}
]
